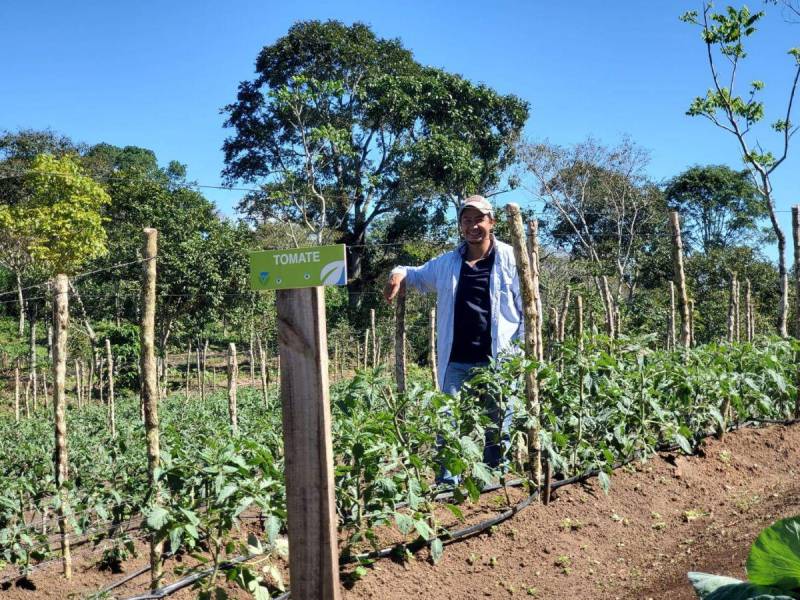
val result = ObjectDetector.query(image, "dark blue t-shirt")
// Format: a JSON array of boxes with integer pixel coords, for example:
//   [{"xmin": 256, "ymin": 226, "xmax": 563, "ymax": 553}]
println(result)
[{"xmin": 449, "ymin": 246, "xmax": 494, "ymax": 363}]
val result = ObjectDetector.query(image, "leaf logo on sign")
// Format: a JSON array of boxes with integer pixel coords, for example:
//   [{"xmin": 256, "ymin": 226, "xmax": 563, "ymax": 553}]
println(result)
[
  {"xmin": 259, "ymin": 271, "xmax": 269, "ymax": 283},
  {"xmin": 320, "ymin": 260, "xmax": 346, "ymax": 285}
]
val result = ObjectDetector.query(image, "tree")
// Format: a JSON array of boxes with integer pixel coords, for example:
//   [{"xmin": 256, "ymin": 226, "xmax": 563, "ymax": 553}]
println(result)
[
  {"xmin": 681, "ymin": 3, "xmax": 800, "ymax": 336},
  {"xmin": 664, "ymin": 164, "xmax": 766, "ymax": 253},
  {"xmin": 221, "ymin": 20, "xmax": 528, "ymax": 302},
  {"xmin": 520, "ymin": 137, "xmax": 663, "ymax": 336}
]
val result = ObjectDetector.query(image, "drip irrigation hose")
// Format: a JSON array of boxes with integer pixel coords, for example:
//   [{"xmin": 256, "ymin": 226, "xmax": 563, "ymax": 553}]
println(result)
[{"xmin": 116, "ymin": 416, "xmax": 798, "ymax": 600}]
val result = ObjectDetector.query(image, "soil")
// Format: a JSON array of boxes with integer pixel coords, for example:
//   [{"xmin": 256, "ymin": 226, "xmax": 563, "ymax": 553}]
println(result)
[{"xmin": 2, "ymin": 422, "xmax": 798, "ymax": 600}]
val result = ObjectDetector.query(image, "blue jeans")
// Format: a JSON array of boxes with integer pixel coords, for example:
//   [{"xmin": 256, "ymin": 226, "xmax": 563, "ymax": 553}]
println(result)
[{"xmin": 437, "ymin": 361, "xmax": 513, "ymax": 484}]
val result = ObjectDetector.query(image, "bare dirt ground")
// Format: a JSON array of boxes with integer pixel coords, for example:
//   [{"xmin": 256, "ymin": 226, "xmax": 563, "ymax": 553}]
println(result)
[{"xmin": 2, "ymin": 422, "xmax": 798, "ymax": 599}]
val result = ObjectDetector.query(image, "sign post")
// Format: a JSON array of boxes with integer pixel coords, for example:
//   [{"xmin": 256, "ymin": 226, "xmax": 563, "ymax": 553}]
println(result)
[{"xmin": 250, "ymin": 245, "xmax": 345, "ymax": 600}]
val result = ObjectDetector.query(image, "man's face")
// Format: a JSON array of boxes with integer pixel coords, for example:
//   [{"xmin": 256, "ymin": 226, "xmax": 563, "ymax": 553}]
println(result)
[{"xmin": 459, "ymin": 207, "xmax": 494, "ymax": 244}]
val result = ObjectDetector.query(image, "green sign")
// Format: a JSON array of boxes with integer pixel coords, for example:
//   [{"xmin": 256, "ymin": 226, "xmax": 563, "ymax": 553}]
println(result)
[{"xmin": 249, "ymin": 244, "xmax": 347, "ymax": 290}]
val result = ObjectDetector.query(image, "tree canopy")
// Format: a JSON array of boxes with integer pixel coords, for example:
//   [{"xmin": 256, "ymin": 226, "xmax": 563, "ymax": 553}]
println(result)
[{"xmin": 221, "ymin": 20, "xmax": 528, "ymax": 295}]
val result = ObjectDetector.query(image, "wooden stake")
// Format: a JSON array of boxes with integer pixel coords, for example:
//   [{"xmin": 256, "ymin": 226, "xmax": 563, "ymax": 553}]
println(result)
[
  {"xmin": 258, "ymin": 338, "xmax": 269, "ymax": 409},
  {"xmin": 745, "ymin": 279, "xmax": 753, "ymax": 343},
  {"xmin": 429, "ymin": 307, "xmax": 438, "ymax": 390},
  {"xmin": 30, "ymin": 319, "xmax": 37, "ymax": 409},
  {"xmin": 106, "ymin": 339, "xmax": 116, "ymax": 438},
  {"xmin": 75, "ymin": 360, "xmax": 82, "ymax": 408},
  {"xmin": 52, "ymin": 274, "xmax": 72, "ymax": 579},
  {"xmin": 506, "ymin": 203, "xmax": 542, "ymax": 495},
  {"xmin": 370, "ymin": 308, "xmax": 377, "ymax": 368},
  {"xmin": 688, "ymin": 299, "xmax": 695, "ymax": 348},
  {"xmin": 185, "ymin": 343, "xmax": 191, "ymax": 401},
  {"xmin": 363, "ymin": 328, "xmax": 370, "ymax": 370},
  {"xmin": 201, "ymin": 339, "xmax": 208, "ymax": 401},
  {"xmin": 195, "ymin": 343, "xmax": 201, "ymax": 395},
  {"xmin": 668, "ymin": 281, "xmax": 676, "ymax": 351},
  {"xmin": 669, "ymin": 211, "xmax": 691, "ymax": 349},
  {"xmin": 793, "ymin": 205, "xmax": 800, "ymax": 337},
  {"xmin": 394, "ymin": 289, "xmax": 407, "ymax": 393},
  {"xmin": 14, "ymin": 357, "xmax": 20, "ymax": 423},
  {"xmin": 276, "ymin": 287, "xmax": 341, "ymax": 600},
  {"xmin": 527, "ymin": 220, "xmax": 544, "ymax": 361},
  {"xmin": 734, "ymin": 277, "xmax": 741, "ymax": 343},
  {"xmin": 727, "ymin": 272, "xmax": 738, "ymax": 343},
  {"xmin": 140, "ymin": 228, "xmax": 163, "ymax": 590},
  {"xmin": 227, "ymin": 343, "xmax": 239, "ymax": 436},
  {"xmin": 558, "ymin": 288, "xmax": 571, "ymax": 343},
  {"xmin": 576, "ymin": 295, "xmax": 584, "ymax": 352}
]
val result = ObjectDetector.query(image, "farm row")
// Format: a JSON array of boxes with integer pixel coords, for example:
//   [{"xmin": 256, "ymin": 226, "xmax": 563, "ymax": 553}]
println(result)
[{"xmin": 1, "ymin": 334, "xmax": 798, "ymax": 597}]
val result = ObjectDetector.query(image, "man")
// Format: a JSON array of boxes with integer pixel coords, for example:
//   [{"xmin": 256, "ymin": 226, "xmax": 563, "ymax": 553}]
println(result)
[{"xmin": 383, "ymin": 195, "xmax": 524, "ymax": 475}]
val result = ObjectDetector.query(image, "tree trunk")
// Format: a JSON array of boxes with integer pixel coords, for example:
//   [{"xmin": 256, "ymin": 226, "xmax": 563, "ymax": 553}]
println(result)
[
  {"xmin": 688, "ymin": 299, "xmax": 696, "ymax": 348},
  {"xmin": 227, "ymin": 343, "xmax": 238, "ymax": 436},
  {"xmin": 52, "ymin": 274, "xmax": 72, "ymax": 579},
  {"xmin": 527, "ymin": 220, "xmax": 544, "ymax": 361}
]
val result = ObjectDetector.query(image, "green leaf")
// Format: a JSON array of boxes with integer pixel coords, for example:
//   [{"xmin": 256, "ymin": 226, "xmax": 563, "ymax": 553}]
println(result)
[
  {"xmin": 687, "ymin": 572, "xmax": 794, "ymax": 599},
  {"xmin": 145, "ymin": 506, "xmax": 169, "ymax": 531},
  {"xmin": 444, "ymin": 503, "xmax": 464, "ymax": 520},
  {"xmin": 597, "ymin": 471, "xmax": 611, "ymax": 494},
  {"xmin": 747, "ymin": 516, "xmax": 800, "ymax": 589},
  {"xmin": 674, "ymin": 433, "xmax": 693, "ymax": 455},
  {"xmin": 414, "ymin": 519, "xmax": 435, "ymax": 541},
  {"xmin": 217, "ymin": 484, "xmax": 238, "ymax": 503},
  {"xmin": 394, "ymin": 512, "xmax": 415, "ymax": 535},
  {"xmin": 430, "ymin": 538, "xmax": 444, "ymax": 564}
]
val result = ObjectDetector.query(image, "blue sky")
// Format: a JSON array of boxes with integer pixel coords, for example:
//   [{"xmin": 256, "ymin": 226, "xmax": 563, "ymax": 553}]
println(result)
[{"xmin": 2, "ymin": 1, "xmax": 799, "ymax": 249}]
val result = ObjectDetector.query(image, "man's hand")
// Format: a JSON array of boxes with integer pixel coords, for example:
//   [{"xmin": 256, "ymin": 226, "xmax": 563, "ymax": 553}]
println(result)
[{"xmin": 383, "ymin": 271, "xmax": 406, "ymax": 302}]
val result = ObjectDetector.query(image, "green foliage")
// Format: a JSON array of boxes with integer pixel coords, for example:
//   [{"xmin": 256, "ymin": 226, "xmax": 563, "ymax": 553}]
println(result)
[
  {"xmin": 0, "ymin": 154, "xmax": 109, "ymax": 275},
  {"xmin": 688, "ymin": 515, "xmax": 800, "ymax": 598},
  {"xmin": 664, "ymin": 165, "xmax": 766, "ymax": 253},
  {"xmin": 747, "ymin": 516, "xmax": 800, "ymax": 589}
]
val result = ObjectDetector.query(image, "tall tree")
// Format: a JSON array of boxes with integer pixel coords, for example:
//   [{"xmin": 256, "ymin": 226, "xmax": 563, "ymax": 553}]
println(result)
[
  {"xmin": 681, "ymin": 3, "xmax": 800, "ymax": 336},
  {"xmin": 520, "ymin": 137, "xmax": 663, "ymax": 333},
  {"xmin": 664, "ymin": 164, "xmax": 766, "ymax": 254},
  {"xmin": 221, "ymin": 20, "xmax": 528, "ymax": 301}
]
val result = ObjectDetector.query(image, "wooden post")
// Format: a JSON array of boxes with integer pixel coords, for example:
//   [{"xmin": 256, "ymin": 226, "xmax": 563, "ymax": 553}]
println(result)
[
  {"xmin": 105, "ymin": 339, "xmax": 116, "ymax": 437},
  {"xmin": 140, "ymin": 228, "xmax": 163, "ymax": 590},
  {"xmin": 195, "ymin": 343, "xmax": 201, "ymax": 394},
  {"xmin": 745, "ymin": 279, "xmax": 754, "ymax": 342},
  {"xmin": 688, "ymin": 299, "xmax": 696, "ymax": 348},
  {"xmin": 370, "ymin": 308, "xmax": 377, "ymax": 368},
  {"xmin": 14, "ymin": 357, "xmax": 21, "ymax": 423},
  {"xmin": 548, "ymin": 306, "xmax": 559, "ymax": 360},
  {"xmin": 276, "ymin": 287, "xmax": 341, "ymax": 600},
  {"xmin": 363, "ymin": 328, "xmax": 370, "ymax": 370},
  {"xmin": 75, "ymin": 360, "xmax": 82, "ymax": 408},
  {"xmin": 794, "ymin": 205, "xmax": 800, "ymax": 338},
  {"xmin": 52, "ymin": 274, "xmax": 72, "ymax": 578},
  {"xmin": 669, "ymin": 211, "xmax": 691, "ymax": 349},
  {"xmin": 42, "ymin": 368, "xmax": 49, "ymax": 405},
  {"xmin": 668, "ymin": 281, "xmax": 676, "ymax": 351},
  {"xmin": 185, "ymin": 342, "xmax": 191, "ymax": 400},
  {"xmin": 98, "ymin": 352, "xmax": 105, "ymax": 405},
  {"xmin": 201, "ymin": 339, "xmax": 208, "ymax": 401},
  {"xmin": 601, "ymin": 275, "xmax": 616, "ymax": 339},
  {"xmin": 576, "ymin": 295, "xmax": 584, "ymax": 352},
  {"xmin": 727, "ymin": 272, "xmax": 738, "ymax": 343},
  {"xmin": 429, "ymin": 307, "xmax": 438, "ymax": 390},
  {"xmin": 734, "ymin": 278, "xmax": 741, "ymax": 343},
  {"xmin": 258, "ymin": 338, "xmax": 269, "ymax": 409},
  {"xmin": 227, "ymin": 342, "xmax": 239, "ymax": 436},
  {"xmin": 558, "ymin": 288, "xmax": 571, "ymax": 343},
  {"xmin": 527, "ymin": 220, "xmax": 544, "ymax": 361},
  {"xmin": 505, "ymin": 203, "xmax": 542, "ymax": 494},
  {"xmin": 249, "ymin": 331, "xmax": 256, "ymax": 387},
  {"xmin": 394, "ymin": 290, "xmax": 407, "ymax": 393},
  {"xmin": 30, "ymin": 319, "xmax": 37, "ymax": 410}
]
